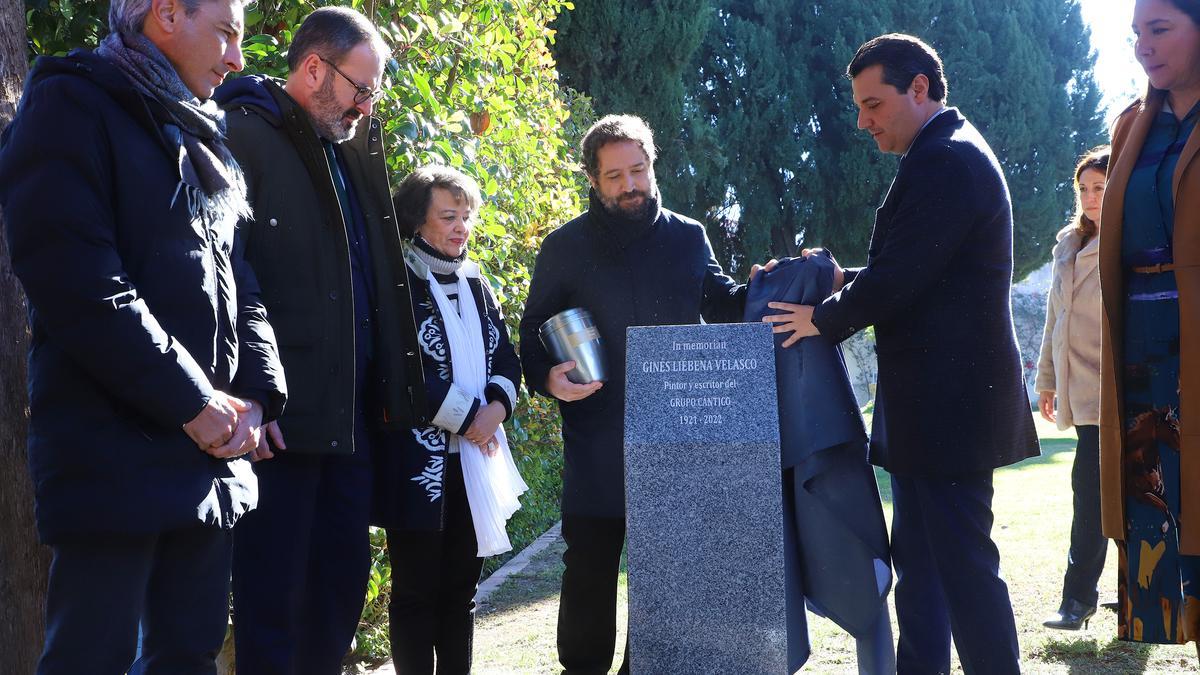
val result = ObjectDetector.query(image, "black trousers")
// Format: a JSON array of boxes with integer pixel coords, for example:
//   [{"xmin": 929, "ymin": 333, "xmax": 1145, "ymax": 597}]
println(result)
[
  {"xmin": 231, "ymin": 436, "xmax": 374, "ymax": 675},
  {"xmin": 386, "ymin": 454, "xmax": 483, "ymax": 675},
  {"xmin": 1061, "ymin": 425, "xmax": 1108, "ymax": 607},
  {"xmin": 891, "ymin": 471, "xmax": 1020, "ymax": 675},
  {"xmin": 37, "ymin": 526, "xmax": 232, "ymax": 675},
  {"xmin": 557, "ymin": 514, "xmax": 629, "ymax": 675}
]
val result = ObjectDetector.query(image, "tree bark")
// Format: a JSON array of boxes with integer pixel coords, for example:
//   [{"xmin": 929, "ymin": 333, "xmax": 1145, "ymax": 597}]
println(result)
[{"xmin": 0, "ymin": 2, "xmax": 50, "ymax": 673}]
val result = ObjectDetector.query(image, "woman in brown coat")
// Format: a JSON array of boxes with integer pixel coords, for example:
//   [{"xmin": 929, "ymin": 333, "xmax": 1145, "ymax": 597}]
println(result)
[{"xmin": 1099, "ymin": 0, "xmax": 1200, "ymax": 651}]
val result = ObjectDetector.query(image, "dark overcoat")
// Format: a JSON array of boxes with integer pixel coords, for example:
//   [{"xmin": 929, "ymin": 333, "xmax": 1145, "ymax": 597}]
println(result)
[
  {"xmin": 215, "ymin": 76, "xmax": 428, "ymax": 453},
  {"xmin": 812, "ymin": 108, "xmax": 1039, "ymax": 475},
  {"xmin": 518, "ymin": 197, "xmax": 745, "ymax": 517},
  {"xmin": 0, "ymin": 51, "xmax": 286, "ymax": 543}
]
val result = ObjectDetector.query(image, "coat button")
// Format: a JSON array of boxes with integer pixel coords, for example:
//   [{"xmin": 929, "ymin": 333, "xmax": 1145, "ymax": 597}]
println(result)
[
  {"xmin": 330, "ymin": 440, "xmax": 339, "ymax": 448},
  {"xmin": 268, "ymin": 218, "xmax": 278, "ymax": 227},
  {"xmin": 329, "ymin": 291, "xmax": 338, "ymax": 300}
]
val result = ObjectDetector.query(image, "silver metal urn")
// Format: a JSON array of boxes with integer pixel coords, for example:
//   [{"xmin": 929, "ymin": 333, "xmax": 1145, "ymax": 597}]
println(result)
[{"xmin": 539, "ymin": 308, "xmax": 607, "ymax": 384}]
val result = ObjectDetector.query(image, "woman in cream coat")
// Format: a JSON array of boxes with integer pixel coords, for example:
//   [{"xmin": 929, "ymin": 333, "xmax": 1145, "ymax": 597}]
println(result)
[{"xmin": 1038, "ymin": 147, "xmax": 1110, "ymax": 631}]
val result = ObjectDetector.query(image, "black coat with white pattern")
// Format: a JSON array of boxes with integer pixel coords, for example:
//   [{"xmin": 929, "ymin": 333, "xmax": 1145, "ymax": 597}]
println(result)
[{"xmin": 370, "ymin": 249, "xmax": 521, "ymax": 531}]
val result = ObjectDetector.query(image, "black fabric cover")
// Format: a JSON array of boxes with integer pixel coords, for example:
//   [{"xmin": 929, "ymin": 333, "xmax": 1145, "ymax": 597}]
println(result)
[{"xmin": 745, "ymin": 253, "xmax": 891, "ymax": 671}]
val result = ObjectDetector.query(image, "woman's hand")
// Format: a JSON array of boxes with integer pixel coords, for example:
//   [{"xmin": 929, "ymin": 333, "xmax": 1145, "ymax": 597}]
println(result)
[
  {"xmin": 479, "ymin": 434, "xmax": 499, "ymax": 457},
  {"xmin": 464, "ymin": 400, "xmax": 506, "ymax": 449},
  {"xmin": 1038, "ymin": 390, "xmax": 1057, "ymax": 424}
]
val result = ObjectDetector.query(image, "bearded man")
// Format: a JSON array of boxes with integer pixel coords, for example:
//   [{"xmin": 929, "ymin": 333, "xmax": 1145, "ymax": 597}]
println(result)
[
  {"xmin": 212, "ymin": 7, "xmax": 427, "ymax": 673},
  {"xmin": 519, "ymin": 114, "xmax": 775, "ymax": 674}
]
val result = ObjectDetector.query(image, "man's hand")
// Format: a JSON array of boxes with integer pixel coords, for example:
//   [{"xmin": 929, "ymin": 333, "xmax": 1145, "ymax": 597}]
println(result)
[
  {"xmin": 249, "ymin": 421, "xmax": 287, "ymax": 462},
  {"xmin": 1038, "ymin": 391, "xmax": 1057, "ymax": 424},
  {"xmin": 464, "ymin": 401, "xmax": 506, "ymax": 448},
  {"xmin": 207, "ymin": 398, "xmax": 264, "ymax": 459},
  {"xmin": 183, "ymin": 393, "xmax": 243, "ymax": 449},
  {"xmin": 546, "ymin": 361, "xmax": 603, "ymax": 402},
  {"xmin": 749, "ymin": 258, "xmax": 779, "ymax": 281},
  {"xmin": 762, "ymin": 301, "xmax": 819, "ymax": 348},
  {"xmin": 800, "ymin": 248, "xmax": 845, "ymax": 292}
]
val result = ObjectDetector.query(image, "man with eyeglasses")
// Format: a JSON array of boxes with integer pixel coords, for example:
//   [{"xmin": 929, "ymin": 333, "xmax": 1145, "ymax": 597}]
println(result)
[{"xmin": 213, "ymin": 6, "xmax": 427, "ymax": 673}]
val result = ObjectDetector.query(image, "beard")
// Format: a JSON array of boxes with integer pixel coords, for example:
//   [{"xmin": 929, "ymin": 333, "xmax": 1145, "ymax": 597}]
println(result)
[
  {"xmin": 597, "ymin": 182, "xmax": 659, "ymax": 222},
  {"xmin": 311, "ymin": 72, "xmax": 363, "ymax": 143}
]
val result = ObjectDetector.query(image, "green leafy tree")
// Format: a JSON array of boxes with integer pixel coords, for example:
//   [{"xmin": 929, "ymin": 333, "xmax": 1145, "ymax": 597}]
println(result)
[
  {"xmin": 20, "ymin": 0, "xmax": 592, "ymax": 665},
  {"xmin": 682, "ymin": 2, "xmax": 902, "ymax": 271},
  {"xmin": 893, "ymin": 0, "xmax": 1106, "ymax": 279},
  {"xmin": 557, "ymin": 0, "xmax": 1105, "ymax": 279},
  {"xmin": 551, "ymin": 0, "xmax": 711, "ymax": 210}
]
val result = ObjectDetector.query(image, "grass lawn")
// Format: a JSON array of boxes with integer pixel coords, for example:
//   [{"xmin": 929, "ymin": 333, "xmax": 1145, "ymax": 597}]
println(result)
[{"xmin": 470, "ymin": 414, "xmax": 1199, "ymax": 673}]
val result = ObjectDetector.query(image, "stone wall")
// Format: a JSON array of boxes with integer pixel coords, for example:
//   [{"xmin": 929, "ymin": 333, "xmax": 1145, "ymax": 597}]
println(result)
[
  {"xmin": 842, "ymin": 330, "xmax": 877, "ymax": 407},
  {"xmin": 1012, "ymin": 262, "xmax": 1053, "ymax": 403}
]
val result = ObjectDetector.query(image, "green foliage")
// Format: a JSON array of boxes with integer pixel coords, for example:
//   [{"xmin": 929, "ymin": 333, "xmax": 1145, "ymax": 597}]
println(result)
[
  {"xmin": 551, "ymin": 0, "xmax": 712, "ymax": 211},
  {"xmin": 23, "ymin": 0, "xmax": 106, "ymax": 56},
  {"xmin": 23, "ymin": 0, "xmax": 589, "ymax": 666},
  {"xmin": 895, "ymin": 0, "xmax": 1107, "ymax": 280},
  {"xmin": 355, "ymin": 528, "xmax": 394, "ymax": 662},
  {"xmin": 556, "ymin": 0, "xmax": 1106, "ymax": 280}
]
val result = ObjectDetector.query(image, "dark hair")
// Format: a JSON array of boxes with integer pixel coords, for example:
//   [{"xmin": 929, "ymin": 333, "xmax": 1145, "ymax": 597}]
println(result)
[
  {"xmin": 1165, "ymin": 0, "xmax": 1200, "ymax": 25},
  {"xmin": 847, "ymin": 33, "xmax": 948, "ymax": 103},
  {"xmin": 580, "ymin": 114, "xmax": 658, "ymax": 179},
  {"xmin": 392, "ymin": 165, "xmax": 483, "ymax": 239},
  {"xmin": 287, "ymin": 6, "xmax": 389, "ymax": 73},
  {"xmin": 1072, "ymin": 146, "xmax": 1110, "ymax": 240}
]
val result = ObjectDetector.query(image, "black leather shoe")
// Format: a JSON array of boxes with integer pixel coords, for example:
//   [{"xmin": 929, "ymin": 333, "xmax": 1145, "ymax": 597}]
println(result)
[{"xmin": 1043, "ymin": 598, "xmax": 1097, "ymax": 630}]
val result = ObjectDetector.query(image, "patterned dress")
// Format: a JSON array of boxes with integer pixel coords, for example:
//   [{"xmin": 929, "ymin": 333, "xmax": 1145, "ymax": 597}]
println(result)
[{"xmin": 1118, "ymin": 100, "xmax": 1200, "ymax": 644}]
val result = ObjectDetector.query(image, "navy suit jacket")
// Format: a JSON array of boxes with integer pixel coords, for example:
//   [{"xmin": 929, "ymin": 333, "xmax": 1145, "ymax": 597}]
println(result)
[{"xmin": 812, "ymin": 108, "xmax": 1039, "ymax": 475}]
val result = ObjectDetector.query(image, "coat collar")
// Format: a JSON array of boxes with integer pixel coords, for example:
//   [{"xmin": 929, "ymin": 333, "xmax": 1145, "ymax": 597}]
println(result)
[
  {"xmin": 1052, "ymin": 225, "xmax": 1084, "ymax": 259},
  {"xmin": 903, "ymin": 106, "xmax": 964, "ymax": 158},
  {"xmin": 1107, "ymin": 87, "xmax": 1200, "ymax": 212},
  {"xmin": 1172, "ymin": 96, "xmax": 1200, "ymax": 203}
]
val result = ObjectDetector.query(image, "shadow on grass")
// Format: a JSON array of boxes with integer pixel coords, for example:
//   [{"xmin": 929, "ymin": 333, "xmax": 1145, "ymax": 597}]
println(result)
[
  {"xmin": 1035, "ymin": 634, "xmax": 1156, "ymax": 674},
  {"xmin": 1007, "ymin": 437, "xmax": 1081, "ymax": 470},
  {"xmin": 479, "ymin": 542, "xmax": 633, "ymax": 624},
  {"xmin": 477, "ymin": 541, "xmax": 567, "ymax": 622}
]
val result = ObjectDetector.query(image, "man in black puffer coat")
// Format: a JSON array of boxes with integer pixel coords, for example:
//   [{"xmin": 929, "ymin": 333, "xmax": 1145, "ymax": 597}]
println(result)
[
  {"xmin": 519, "ymin": 115, "xmax": 775, "ymax": 675},
  {"xmin": 0, "ymin": 1, "xmax": 285, "ymax": 673},
  {"xmin": 212, "ymin": 8, "xmax": 427, "ymax": 673}
]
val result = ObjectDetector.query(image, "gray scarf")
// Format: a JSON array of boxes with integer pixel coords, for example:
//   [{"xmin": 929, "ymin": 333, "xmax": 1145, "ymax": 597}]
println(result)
[
  {"xmin": 412, "ymin": 235, "xmax": 467, "ymax": 275},
  {"xmin": 97, "ymin": 31, "xmax": 251, "ymax": 224}
]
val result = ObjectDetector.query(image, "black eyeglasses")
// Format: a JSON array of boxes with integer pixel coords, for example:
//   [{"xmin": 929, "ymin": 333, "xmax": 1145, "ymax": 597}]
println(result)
[{"xmin": 319, "ymin": 56, "xmax": 384, "ymax": 105}]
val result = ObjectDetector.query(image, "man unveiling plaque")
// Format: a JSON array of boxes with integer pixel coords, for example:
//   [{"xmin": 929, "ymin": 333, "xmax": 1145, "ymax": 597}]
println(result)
[{"xmin": 624, "ymin": 322, "xmax": 786, "ymax": 674}]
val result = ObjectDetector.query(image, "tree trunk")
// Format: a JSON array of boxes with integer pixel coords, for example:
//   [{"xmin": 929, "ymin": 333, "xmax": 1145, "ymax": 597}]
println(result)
[{"xmin": 0, "ymin": 2, "xmax": 51, "ymax": 673}]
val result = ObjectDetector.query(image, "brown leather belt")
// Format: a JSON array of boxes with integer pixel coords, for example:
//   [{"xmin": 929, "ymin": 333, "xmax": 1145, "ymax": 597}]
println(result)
[{"xmin": 1131, "ymin": 262, "xmax": 1176, "ymax": 274}]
